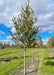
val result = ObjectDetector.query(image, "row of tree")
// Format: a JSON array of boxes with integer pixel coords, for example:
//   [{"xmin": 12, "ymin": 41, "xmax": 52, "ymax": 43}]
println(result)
[
  {"xmin": 1, "ymin": 36, "xmax": 54, "ymax": 48},
  {"xmin": 47, "ymin": 36, "xmax": 54, "ymax": 48},
  {"xmin": 0, "ymin": 36, "xmax": 46, "ymax": 48},
  {"xmin": 0, "ymin": 42, "xmax": 17, "ymax": 47}
]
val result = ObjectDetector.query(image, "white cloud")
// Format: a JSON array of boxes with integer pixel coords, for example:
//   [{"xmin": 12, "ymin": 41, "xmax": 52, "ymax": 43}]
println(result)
[
  {"xmin": 0, "ymin": 40, "xmax": 13, "ymax": 43},
  {"xmin": 6, "ymin": 36, "xmax": 12, "ymax": 39},
  {"xmin": 0, "ymin": 0, "xmax": 4, "ymax": 6},
  {"xmin": 11, "ymin": 27, "xmax": 16, "ymax": 33},
  {"xmin": 42, "ymin": 38, "xmax": 49, "ymax": 45},
  {"xmin": 0, "ymin": 0, "xmax": 26, "ymax": 27},
  {"xmin": 42, "ymin": 38, "xmax": 49, "ymax": 42},
  {"xmin": 0, "ymin": 0, "xmax": 54, "ymax": 33},
  {"xmin": 0, "ymin": 30, "xmax": 5, "ymax": 36}
]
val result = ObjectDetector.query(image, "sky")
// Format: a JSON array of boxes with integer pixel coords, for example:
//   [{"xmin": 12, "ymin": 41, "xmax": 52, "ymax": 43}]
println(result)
[{"xmin": 0, "ymin": 0, "xmax": 54, "ymax": 45}]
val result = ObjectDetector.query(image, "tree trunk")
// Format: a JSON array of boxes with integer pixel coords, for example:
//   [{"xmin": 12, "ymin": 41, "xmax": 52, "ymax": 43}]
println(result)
[
  {"xmin": 24, "ymin": 46, "xmax": 26, "ymax": 75},
  {"xmin": 32, "ymin": 48, "xmax": 34, "ymax": 65}
]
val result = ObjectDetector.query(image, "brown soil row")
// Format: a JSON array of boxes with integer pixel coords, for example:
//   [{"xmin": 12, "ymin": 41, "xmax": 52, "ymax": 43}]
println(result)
[{"xmin": 15, "ymin": 49, "xmax": 43, "ymax": 75}]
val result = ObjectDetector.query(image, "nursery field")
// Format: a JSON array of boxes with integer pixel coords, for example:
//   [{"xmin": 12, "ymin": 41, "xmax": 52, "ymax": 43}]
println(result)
[
  {"xmin": 0, "ymin": 48, "xmax": 54, "ymax": 75},
  {"xmin": 0, "ymin": 48, "xmax": 40, "ymax": 75},
  {"xmin": 39, "ymin": 48, "xmax": 54, "ymax": 75}
]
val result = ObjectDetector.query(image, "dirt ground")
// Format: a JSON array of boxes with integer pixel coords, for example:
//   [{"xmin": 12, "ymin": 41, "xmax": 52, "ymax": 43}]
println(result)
[{"xmin": 15, "ymin": 49, "xmax": 43, "ymax": 75}]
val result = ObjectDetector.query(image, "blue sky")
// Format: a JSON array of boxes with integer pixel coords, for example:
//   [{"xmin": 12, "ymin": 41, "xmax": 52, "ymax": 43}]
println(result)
[{"xmin": 0, "ymin": 0, "xmax": 54, "ymax": 45}]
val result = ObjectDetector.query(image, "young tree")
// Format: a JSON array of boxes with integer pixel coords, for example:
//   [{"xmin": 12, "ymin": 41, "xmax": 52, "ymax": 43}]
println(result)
[
  {"xmin": 4, "ymin": 42, "xmax": 6, "ymax": 47},
  {"xmin": 8, "ymin": 0, "xmax": 40, "ymax": 74},
  {"xmin": 0, "ymin": 42, "xmax": 3, "ymax": 46},
  {"xmin": 6, "ymin": 42, "xmax": 10, "ymax": 47},
  {"xmin": 51, "ymin": 37, "xmax": 54, "ymax": 48},
  {"xmin": 38, "ymin": 35, "xmax": 43, "ymax": 48},
  {"xmin": 11, "ymin": 43, "xmax": 15, "ymax": 47},
  {"xmin": 47, "ymin": 36, "xmax": 54, "ymax": 48}
]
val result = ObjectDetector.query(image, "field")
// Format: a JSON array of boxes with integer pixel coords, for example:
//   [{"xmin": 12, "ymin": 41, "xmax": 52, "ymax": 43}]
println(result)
[{"xmin": 0, "ymin": 48, "xmax": 54, "ymax": 75}]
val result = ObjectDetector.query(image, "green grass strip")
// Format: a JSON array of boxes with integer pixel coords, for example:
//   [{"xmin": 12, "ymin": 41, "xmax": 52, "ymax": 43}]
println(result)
[
  {"xmin": 39, "ymin": 49, "xmax": 54, "ymax": 75},
  {"xmin": 0, "ymin": 49, "xmax": 40, "ymax": 75}
]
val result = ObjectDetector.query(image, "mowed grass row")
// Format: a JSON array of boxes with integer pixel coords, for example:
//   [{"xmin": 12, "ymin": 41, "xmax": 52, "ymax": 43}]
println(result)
[
  {"xmin": 0, "ymin": 48, "xmax": 36, "ymax": 56},
  {"xmin": 0, "ymin": 51, "xmax": 24, "ymax": 62},
  {"xmin": 0, "ymin": 48, "xmax": 36, "ymax": 62},
  {"xmin": 39, "ymin": 49, "xmax": 54, "ymax": 75},
  {"xmin": 0, "ymin": 48, "xmax": 24, "ymax": 56},
  {"xmin": 0, "ymin": 48, "xmax": 40, "ymax": 75}
]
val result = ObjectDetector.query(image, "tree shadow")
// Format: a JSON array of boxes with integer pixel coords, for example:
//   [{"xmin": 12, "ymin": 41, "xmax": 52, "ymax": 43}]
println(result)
[
  {"xmin": 26, "ymin": 67, "xmax": 42, "ymax": 75},
  {"xmin": 4, "ymin": 55, "xmax": 31, "ymax": 62},
  {"xmin": 44, "ymin": 57, "xmax": 54, "ymax": 66},
  {"xmin": 45, "ymin": 57, "xmax": 54, "ymax": 60},
  {"xmin": 45, "ymin": 61, "xmax": 54, "ymax": 66}
]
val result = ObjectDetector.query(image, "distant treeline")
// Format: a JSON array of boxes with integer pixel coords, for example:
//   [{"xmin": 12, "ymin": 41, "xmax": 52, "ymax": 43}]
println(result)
[
  {"xmin": 47, "ymin": 36, "xmax": 54, "ymax": 48},
  {"xmin": 0, "ymin": 41, "xmax": 46, "ymax": 48},
  {"xmin": 0, "ymin": 36, "xmax": 54, "ymax": 48}
]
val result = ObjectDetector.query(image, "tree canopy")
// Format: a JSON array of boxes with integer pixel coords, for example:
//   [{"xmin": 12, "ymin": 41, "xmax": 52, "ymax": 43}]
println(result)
[
  {"xmin": 8, "ymin": 0, "xmax": 40, "ymax": 48},
  {"xmin": 47, "ymin": 36, "xmax": 54, "ymax": 48}
]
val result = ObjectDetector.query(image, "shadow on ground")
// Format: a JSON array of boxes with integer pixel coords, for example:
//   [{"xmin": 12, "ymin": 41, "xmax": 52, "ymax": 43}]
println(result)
[
  {"xmin": 4, "ymin": 55, "xmax": 31, "ymax": 62},
  {"xmin": 45, "ymin": 57, "xmax": 54, "ymax": 60},
  {"xmin": 45, "ymin": 61, "xmax": 54, "ymax": 66},
  {"xmin": 44, "ymin": 57, "xmax": 54, "ymax": 66},
  {"xmin": 26, "ymin": 67, "xmax": 42, "ymax": 75}
]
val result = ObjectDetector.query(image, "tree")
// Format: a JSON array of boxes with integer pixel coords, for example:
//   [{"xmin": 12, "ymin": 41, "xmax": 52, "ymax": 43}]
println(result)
[
  {"xmin": 47, "ymin": 36, "xmax": 54, "ymax": 48},
  {"xmin": 4, "ymin": 42, "xmax": 6, "ymax": 47},
  {"xmin": 35, "ymin": 45, "xmax": 39, "ymax": 48},
  {"xmin": 0, "ymin": 42, "xmax": 3, "ymax": 46},
  {"xmin": 6, "ymin": 42, "xmax": 10, "ymax": 47},
  {"xmin": 8, "ymin": 0, "xmax": 40, "ymax": 75},
  {"xmin": 51, "ymin": 37, "xmax": 54, "ymax": 48},
  {"xmin": 38, "ymin": 35, "xmax": 43, "ymax": 48},
  {"xmin": 11, "ymin": 43, "xmax": 15, "ymax": 47}
]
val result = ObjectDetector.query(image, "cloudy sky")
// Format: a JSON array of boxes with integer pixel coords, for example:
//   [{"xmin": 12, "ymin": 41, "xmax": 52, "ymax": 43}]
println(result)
[{"xmin": 0, "ymin": 0, "xmax": 54, "ymax": 44}]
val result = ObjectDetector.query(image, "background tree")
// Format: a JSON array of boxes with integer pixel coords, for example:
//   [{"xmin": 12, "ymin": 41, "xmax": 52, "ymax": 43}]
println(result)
[
  {"xmin": 8, "ymin": 0, "xmax": 40, "ymax": 75},
  {"xmin": 47, "ymin": 36, "xmax": 54, "ymax": 48},
  {"xmin": 51, "ymin": 37, "xmax": 54, "ymax": 48},
  {"xmin": 3, "ymin": 42, "xmax": 6, "ymax": 47},
  {"xmin": 6, "ymin": 42, "xmax": 10, "ymax": 47},
  {"xmin": 11, "ymin": 43, "xmax": 15, "ymax": 47},
  {"xmin": 11, "ymin": 43, "xmax": 18, "ymax": 47},
  {"xmin": 47, "ymin": 39, "xmax": 51, "ymax": 48},
  {"xmin": 38, "ymin": 35, "xmax": 43, "ymax": 48},
  {"xmin": 35, "ymin": 45, "xmax": 39, "ymax": 48},
  {"xmin": 0, "ymin": 42, "xmax": 3, "ymax": 46}
]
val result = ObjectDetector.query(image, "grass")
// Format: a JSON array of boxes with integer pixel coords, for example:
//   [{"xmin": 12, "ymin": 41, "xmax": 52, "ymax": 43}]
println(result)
[
  {"xmin": 39, "ymin": 49, "xmax": 54, "ymax": 75},
  {"xmin": 0, "ymin": 48, "xmax": 38, "ymax": 62},
  {"xmin": 0, "ymin": 48, "xmax": 40, "ymax": 75},
  {"xmin": 0, "ymin": 51, "xmax": 24, "ymax": 62},
  {"xmin": 0, "ymin": 48, "xmax": 24, "ymax": 56}
]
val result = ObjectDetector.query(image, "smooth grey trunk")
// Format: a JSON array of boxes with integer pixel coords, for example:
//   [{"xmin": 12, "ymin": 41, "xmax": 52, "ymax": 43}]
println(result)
[
  {"xmin": 32, "ymin": 48, "xmax": 34, "ymax": 65},
  {"xmin": 24, "ymin": 46, "xmax": 26, "ymax": 75}
]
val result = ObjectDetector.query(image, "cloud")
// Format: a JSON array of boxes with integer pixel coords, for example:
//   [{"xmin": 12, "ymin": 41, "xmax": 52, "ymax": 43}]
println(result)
[
  {"xmin": 0, "ymin": 30, "xmax": 5, "ymax": 36},
  {"xmin": 6, "ymin": 36, "xmax": 12, "ymax": 39},
  {"xmin": 0, "ymin": 0, "xmax": 54, "ymax": 34},
  {"xmin": 42, "ymin": 38, "xmax": 49, "ymax": 45},
  {"xmin": 42, "ymin": 38, "xmax": 49, "ymax": 42},
  {"xmin": 36, "ymin": 12, "xmax": 54, "ymax": 33},
  {"xmin": 11, "ymin": 27, "xmax": 16, "ymax": 33},
  {"xmin": 0, "ymin": 40, "xmax": 15, "ymax": 45},
  {"xmin": 0, "ymin": 0, "xmax": 27, "ymax": 27},
  {"xmin": 0, "ymin": 40, "xmax": 12, "ymax": 43}
]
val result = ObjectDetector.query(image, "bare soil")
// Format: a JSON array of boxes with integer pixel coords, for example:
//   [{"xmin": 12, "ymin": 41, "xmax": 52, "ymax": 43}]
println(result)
[
  {"xmin": 0, "ymin": 54, "xmax": 24, "ymax": 65},
  {"xmin": 15, "ymin": 50, "xmax": 43, "ymax": 75}
]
